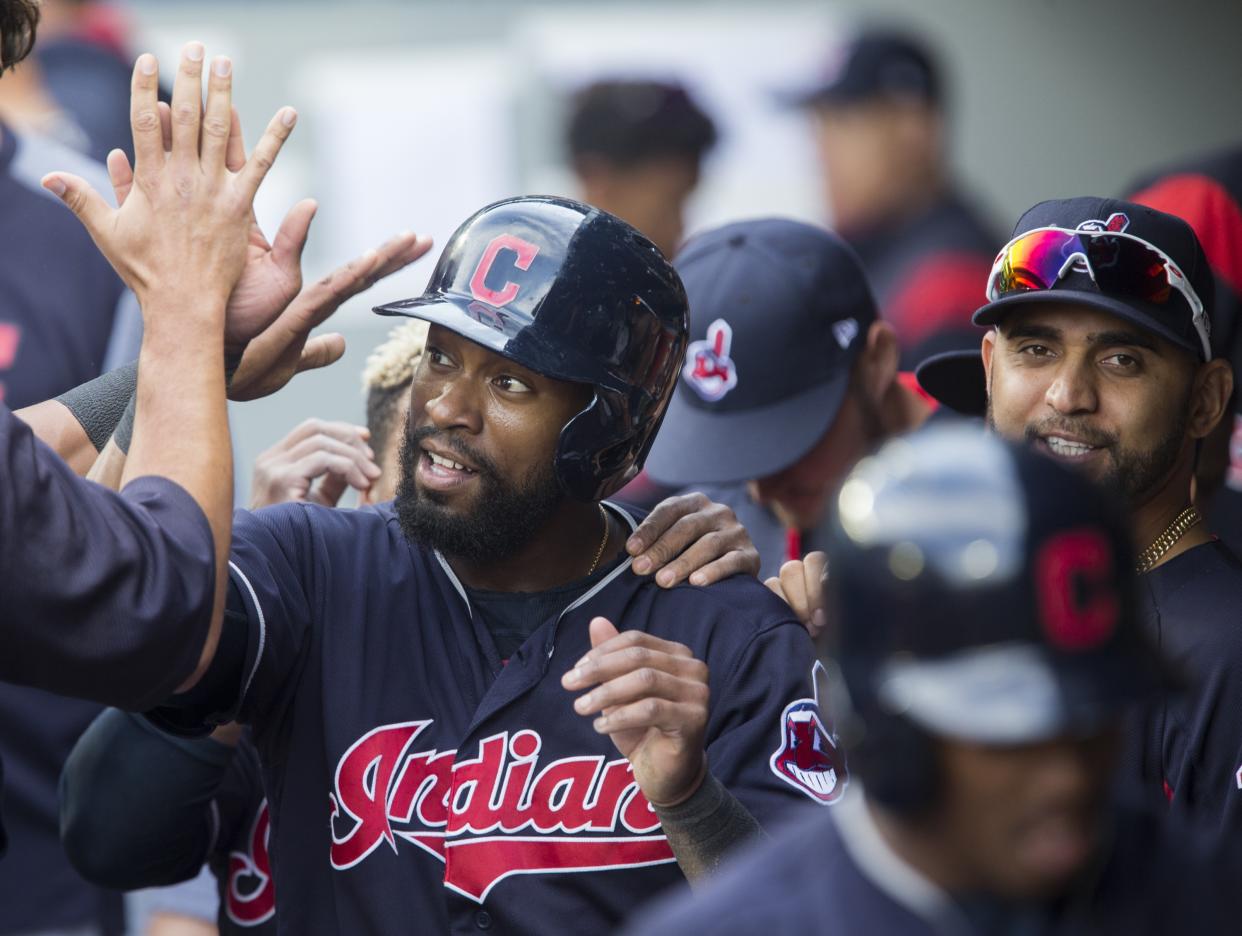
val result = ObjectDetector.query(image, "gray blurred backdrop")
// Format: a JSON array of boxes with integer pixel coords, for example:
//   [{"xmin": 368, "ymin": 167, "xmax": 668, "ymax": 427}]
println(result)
[{"xmin": 128, "ymin": 0, "xmax": 1242, "ymax": 504}]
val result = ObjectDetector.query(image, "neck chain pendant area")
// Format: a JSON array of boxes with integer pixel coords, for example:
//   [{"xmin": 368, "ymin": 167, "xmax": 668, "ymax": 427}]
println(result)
[
  {"xmin": 1136, "ymin": 505, "xmax": 1202, "ymax": 574},
  {"xmin": 586, "ymin": 505, "xmax": 610, "ymax": 577}
]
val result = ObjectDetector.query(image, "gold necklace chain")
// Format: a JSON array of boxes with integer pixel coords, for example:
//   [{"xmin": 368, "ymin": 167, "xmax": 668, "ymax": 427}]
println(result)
[
  {"xmin": 1135, "ymin": 505, "xmax": 1202, "ymax": 574},
  {"xmin": 586, "ymin": 504, "xmax": 610, "ymax": 576}
]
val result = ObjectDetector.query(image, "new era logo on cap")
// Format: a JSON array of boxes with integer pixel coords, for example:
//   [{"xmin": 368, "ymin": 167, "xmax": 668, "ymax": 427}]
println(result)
[
  {"xmin": 684, "ymin": 318, "xmax": 738, "ymax": 401},
  {"xmin": 833, "ymin": 318, "xmax": 859, "ymax": 350}
]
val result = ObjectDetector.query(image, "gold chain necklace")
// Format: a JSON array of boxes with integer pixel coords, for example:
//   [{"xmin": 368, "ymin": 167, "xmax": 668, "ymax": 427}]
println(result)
[
  {"xmin": 586, "ymin": 505, "xmax": 611, "ymax": 576},
  {"xmin": 1135, "ymin": 505, "xmax": 1202, "ymax": 574}
]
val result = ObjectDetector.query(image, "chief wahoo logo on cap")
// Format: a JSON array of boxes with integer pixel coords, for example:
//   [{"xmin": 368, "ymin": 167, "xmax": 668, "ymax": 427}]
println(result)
[{"xmin": 684, "ymin": 318, "xmax": 738, "ymax": 402}]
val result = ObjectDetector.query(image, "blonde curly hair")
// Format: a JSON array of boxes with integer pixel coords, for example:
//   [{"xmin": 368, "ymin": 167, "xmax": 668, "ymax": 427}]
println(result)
[{"xmin": 361, "ymin": 319, "xmax": 430, "ymax": 392}]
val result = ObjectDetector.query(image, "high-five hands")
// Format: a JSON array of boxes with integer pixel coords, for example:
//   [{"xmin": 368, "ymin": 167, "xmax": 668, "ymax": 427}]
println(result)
[
  {"xmin": 41, "ymin": 43, "xmax": 295, "ymax": 319},
  {"xmin": 562, "ymin": 617, "xmax": 710, "ymax": 808}
]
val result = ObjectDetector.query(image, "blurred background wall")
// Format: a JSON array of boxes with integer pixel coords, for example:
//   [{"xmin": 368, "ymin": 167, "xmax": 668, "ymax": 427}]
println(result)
[{"xmin": 125, "ymin": 0, "xmax": 1242, "ymax": 503}]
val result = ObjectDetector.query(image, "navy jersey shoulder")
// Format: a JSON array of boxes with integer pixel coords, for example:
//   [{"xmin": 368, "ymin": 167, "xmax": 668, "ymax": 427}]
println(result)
[
  {"xmin": 189, "ymin": 499, "xmax": 841, "ymax": 934},
  {"xmin": 1137, "ymin": 539, "xmax": 1242, "ymax": 832}
]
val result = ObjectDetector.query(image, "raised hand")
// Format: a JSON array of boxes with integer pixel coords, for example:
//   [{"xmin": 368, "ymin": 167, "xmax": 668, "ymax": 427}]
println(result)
[
  {"xmin": 250, "ymin": 419, "xmax": 381, "ymax": 508},
  {"xmin": 562, "ymin": 617, "xmax": 709, "ymax": 808},
  {"xmin": 227, "ymin": 230, "xmax": 432, "ymax": 401},
  {"xmin": 626, "ymin": 492, "xmax": 761, "ymax": 588},
  {"xmin": 42, "ymin": 43, "xmax": 296, "ymax": 319}
]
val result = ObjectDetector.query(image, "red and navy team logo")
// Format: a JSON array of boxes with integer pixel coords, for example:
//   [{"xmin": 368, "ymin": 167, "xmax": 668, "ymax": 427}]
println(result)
[
  {"xmin": 683, "ymin": 318, "xmax": 738, "ymax": 402},
  {"xmin": 328, "ymin": 722, "xmax": 674, "ymax": 903},
  {"xmin": 226, "ymin": 799, "xmax": 275, "ymax": 927},
  {"xmin": 468, "ymin": 234, "xmax": 540, "ymax": 308},
  {"xmin": 1075, "ymin": 212, "xmax": 1130, "ymax": 234},
  {"xmin": 769, "ymin": 662, "xmax": 848, "ymax": 804}
]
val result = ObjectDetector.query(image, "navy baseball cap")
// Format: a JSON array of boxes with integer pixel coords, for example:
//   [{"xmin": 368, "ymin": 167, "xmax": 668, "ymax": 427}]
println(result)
[
  {"xmin": 973, "ymin": 196, "xmax": 1217, "ymax": 361},
  {"xmin": 826, "ymin": 423, "xmax": 1178, "ymax": 744},
  {"xmin": 787, "ymin": 28, "xmax": 940, "ymax": 109},
  {"xmin": 915, "ymin": 349, "xmax": 986, "ymax": 416},
  {"xmin": 644, "ymin": 219, "xmax": 877, "ymax": 487}
]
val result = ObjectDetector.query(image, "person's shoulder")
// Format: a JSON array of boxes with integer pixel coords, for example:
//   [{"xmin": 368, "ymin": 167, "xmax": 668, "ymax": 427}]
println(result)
[
  {"xmin": 233, "ymin": 500, "xmax": 406, "ymax": 559},
  {"xmin": 625, "ymin": 809, "xmax": 843, "ymax": 935}
]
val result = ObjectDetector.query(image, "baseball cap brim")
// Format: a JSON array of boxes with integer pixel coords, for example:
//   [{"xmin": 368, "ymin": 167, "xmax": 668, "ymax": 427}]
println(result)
[
  {"xmin": 645, "ymin": 371, "xmax": 851, "ymax": 487},
  {"xmin": 973, "ymin": 289, "xmax": 1203, "ymax": 359},
  {"xmin": 915, "ymin": 350, "xmax": 987, "ymax": 417},
  {"xmin": 876, "ymin": 641, "xmax": 1177, "ymax": 745}
]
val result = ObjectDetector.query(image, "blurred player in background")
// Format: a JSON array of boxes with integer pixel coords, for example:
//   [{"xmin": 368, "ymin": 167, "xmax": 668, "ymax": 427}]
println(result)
[
  {"xmin": 789, "ymin": 28, "xmax": 997, "ymax": 367},
  {"xmin": 645, "ymin": 218, "xmax": 933, "ymax": 583},
  {"xmin": 633, "ymin": 424, "xmax": 1239, "ymax": 935},
  {"xmin": 566, "ymin": 78, "xmax": 717, "ymax": 260}
]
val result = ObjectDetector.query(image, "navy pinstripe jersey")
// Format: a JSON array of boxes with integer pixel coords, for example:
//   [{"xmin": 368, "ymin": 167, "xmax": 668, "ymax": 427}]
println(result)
[{"xmin": 154, "ymin": 499, "xmax": 846, "ymax": 934}]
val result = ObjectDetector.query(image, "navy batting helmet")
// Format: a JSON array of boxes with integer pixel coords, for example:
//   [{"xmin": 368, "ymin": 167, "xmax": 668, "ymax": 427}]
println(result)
[
  {"xmin": 374, "ymin": 195, "xmax": 688, "ymax": 501},
  {"xmin": 821, "ymin": 423, "xmax": 1175, "ymax": 814}
]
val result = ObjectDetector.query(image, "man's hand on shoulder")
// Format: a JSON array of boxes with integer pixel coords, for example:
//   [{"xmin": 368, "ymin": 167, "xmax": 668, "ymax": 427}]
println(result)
[
  {"xmin": 627, "ymin": 492, "xmax": 760, "ymax": 588},
  {"xmin": 562, "ymin": 617, "xmax": 709, "ymax": 808},
  {"xmin": 765, "ymin": 552, "xmax": 827, "ymax": 639}
]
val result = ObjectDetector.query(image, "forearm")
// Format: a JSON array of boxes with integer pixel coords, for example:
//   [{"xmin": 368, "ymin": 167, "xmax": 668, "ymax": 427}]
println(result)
[
  {"xmin": 653, "ymin": 772, "xmax": 765, "ymax": 882},
  {"xmin": 126, "ymin": 305, "xmax": 233, "ymax": 692}
]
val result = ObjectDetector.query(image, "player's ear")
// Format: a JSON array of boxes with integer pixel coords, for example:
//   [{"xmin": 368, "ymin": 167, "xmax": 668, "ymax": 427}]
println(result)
[
  {"xmin": 1188, "ymin": 358, "xmax": 1233, "ymax": 440},
  {"xmin": 856, "ymin": 321, "xmax": 899, "ymax": 405},
  {"xmin": 981, "ymin": 329, "xmax": 997, "ymax": 390}
]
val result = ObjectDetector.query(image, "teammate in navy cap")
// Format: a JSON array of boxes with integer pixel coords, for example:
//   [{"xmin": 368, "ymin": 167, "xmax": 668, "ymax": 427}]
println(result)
[
  {"xmin": 645, "ymin": 218, "xmax": 935, "ymax": 595},
  {"xmin": 127, "ymin": 195, "xmax": 838, "ymax": 934},
  {"xmin": 631, "ymin": 424, "xmax": 1240, "ymax": 935},
  {"xmin": 915, "ymin": 196, "xmax": 1242, "ymax": 839},
  {"xmin": 786, "ymin": 27, "xmax": 998, "ymax": 367}
]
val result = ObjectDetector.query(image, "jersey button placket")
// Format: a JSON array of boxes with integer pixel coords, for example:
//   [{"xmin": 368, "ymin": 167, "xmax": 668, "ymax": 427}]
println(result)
[{"xmin": 474, "ymin": 909, "xmax": 493, "ymax": 930}]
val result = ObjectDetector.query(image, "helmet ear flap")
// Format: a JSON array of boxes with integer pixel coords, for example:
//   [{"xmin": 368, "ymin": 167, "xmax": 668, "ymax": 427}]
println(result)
[{"xmin": 556, "ymin": 388, "xmax": 647, "ymax": 501}]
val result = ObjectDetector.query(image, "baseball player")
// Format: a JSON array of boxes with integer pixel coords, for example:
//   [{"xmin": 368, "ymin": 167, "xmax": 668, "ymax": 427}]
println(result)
[
  {"xmin": 59, "ymin": 312, "xmax": 772, "ymax": 934},
  {"xmin": 59, "ymin": 196, "xmax": 835, "ymax": 933},
  {"xmin": 913, "ymin": 197, "xmax": 1242, "ymax": 838},
  {"xmin": 644, "ymin": 219, "xmax": 935, "ymax": 586},
  {"xmin": 631, "ymin": 424, "xmax": 1241, "ymax": 935}
]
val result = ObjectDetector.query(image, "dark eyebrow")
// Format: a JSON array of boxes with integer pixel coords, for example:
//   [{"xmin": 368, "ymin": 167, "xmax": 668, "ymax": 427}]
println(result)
[
  {"xmin": 1086, "ymin": 330, "xmax": 1160, "ymax": 353},
  {"xmin": 1000, "ymin": 322, "xmax": 1061, "ymax": 342}
]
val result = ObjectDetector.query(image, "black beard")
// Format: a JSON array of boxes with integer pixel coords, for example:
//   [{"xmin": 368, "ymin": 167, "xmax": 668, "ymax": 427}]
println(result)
[
  {"xmin": 394, "ymin": 419, "xmax": 565, "ymax": 564},
  {"xmin": 987, "ymin": 407, "xmax": 1188, "ymax": 502}
]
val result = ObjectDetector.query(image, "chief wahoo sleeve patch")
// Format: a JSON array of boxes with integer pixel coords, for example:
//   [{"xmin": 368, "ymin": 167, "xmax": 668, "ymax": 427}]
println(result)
[{"xmin": 769, "ymin": 661, "xmax": 848, "ymax": 804}]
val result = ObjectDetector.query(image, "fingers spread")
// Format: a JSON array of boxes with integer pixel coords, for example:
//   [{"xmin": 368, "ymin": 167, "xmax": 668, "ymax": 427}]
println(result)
[
  {"xmin": 200, "ymin": 56, "xmax": 234, "ymax": 171},
  {"xmin": 157, "ymin": 101, "xmax": 173, "ymax": 152},
  {"xmin": 224, "ymin": 106, "xmax": 246, "ymax": 172},
  {"xmin": 129, "ymin": 53, "xmax": 163, "ymax": 174},
  {"xmin": 296, "ymin": 333, "xmax": 347, "ymax": 373},
  {"xmin": 238, "ymin": 106, "xmax": 297, "ymax": 202},
  {"xmin": 41, "ymin": 172, "xmax": 112, "ymax": 236},
  {"xmin": 105, "ymin": 149, "xmax": 134, "ymax": 207},
  {"xmin": 169, "ymin": 41, "xmax": 206, "ymax": 164},
  {"xmin": 271, "ymin": 198, "xmax": 318, "ymax": 273}
]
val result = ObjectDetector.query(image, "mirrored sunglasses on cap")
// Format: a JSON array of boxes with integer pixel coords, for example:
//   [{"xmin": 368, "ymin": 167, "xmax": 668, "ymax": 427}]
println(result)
[{"xmin": 986, "ymin": 226, "xmax": 1211, "ymax": 360}]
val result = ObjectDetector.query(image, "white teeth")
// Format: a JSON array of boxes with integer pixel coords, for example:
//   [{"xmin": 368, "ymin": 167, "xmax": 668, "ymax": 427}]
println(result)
[
  {"xmin": 428, "ymin": 452, "xmax": 469, "ymax": 471},
  {"xmin": 1046, "ymin": 437, "xmax": 1094, "ymax": 457},
  {"xmin": 791, "ymin": 766, "xmax": 837, "ymax": 796}
]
